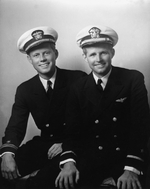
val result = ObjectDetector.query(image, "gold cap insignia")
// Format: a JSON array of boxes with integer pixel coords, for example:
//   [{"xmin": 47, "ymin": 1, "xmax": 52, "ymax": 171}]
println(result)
[
  {"xmin": 89, "ymin": 27, "xmax": 101, "ymax": 39},
  {"xmin": 31, "ymin": 30, "xmax": 44, "ymax": 40}
]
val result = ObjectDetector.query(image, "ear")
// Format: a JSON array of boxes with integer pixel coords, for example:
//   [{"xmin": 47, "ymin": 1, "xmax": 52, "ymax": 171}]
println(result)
[
  {"xmin": 27, "ymin": 55, "xmax": 32, "ymax": 64},
  {"xmin": 55, "ymin": 49, "xmax": 59, "ymax": 59},
  {"xmin": 82, "ymin": 53, "xmax": 88, "ymax": 63},
  {"xmin": 111, "ymin": 48, "xmax": 115, "ymax": 58}
]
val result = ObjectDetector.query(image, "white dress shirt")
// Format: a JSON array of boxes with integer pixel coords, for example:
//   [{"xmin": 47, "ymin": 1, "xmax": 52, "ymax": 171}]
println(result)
[{"xmin": 39, "ymin": 68, "xmax": 57, "ymax": 90}]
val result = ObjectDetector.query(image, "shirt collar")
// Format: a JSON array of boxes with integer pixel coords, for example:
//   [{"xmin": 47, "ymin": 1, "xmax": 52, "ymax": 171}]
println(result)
[
  {"xmin": 92, "ymin": 68, "xmax": 112, "ymax": 89},
  {"xmin": 39, "ymin": 68, "xmax": 57, "ymax": 90}
]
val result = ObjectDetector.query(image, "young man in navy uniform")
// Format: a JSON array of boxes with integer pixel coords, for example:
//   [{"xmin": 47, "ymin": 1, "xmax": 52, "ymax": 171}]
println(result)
[
  {"xmin": 56, "ymin": 25, "xmax": 150, "ymax": 189},
  {"xmin": 0, "ymin": 26, "xmax": 86, "ymax": 188}
]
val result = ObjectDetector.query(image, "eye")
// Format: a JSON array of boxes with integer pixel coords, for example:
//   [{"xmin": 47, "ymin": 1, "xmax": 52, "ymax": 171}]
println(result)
[
  {"xmin": 89, "ymin": 53, "xmax": 96, "ymax": 57},
  {"xmin": 101, "ymin": 51, "xmax": 108, "ymax": 55},
  {"xmin": 45, "ymin": 51, "xmax": 51, "ymax": 55},
  {"xmin": 33, "ymin": 53, "xmax": 39, "ymax": 58}
]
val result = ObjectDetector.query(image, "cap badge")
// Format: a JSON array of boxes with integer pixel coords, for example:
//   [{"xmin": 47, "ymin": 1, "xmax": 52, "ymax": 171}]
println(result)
[
  {"xmin": 31, "ymin": 30, "xmax": 44, "ymax": 40},
  {"xmin": 89, "ymin": 27, "xmax": 101, "ymax": 39}
]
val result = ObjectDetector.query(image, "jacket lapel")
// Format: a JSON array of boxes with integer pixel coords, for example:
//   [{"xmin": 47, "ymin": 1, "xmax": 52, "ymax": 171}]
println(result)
[
  {"xmin": 101, "ymin": 67, "xmax": 124, "ymax": 111},
  {"xmin": 83, "ymin": 67, "xmax": 124, "ymax": 115},
  {"xmin": 32, "ymin": 68, "xmax": 67, "ymax": 110},
  {"xmin": 32, "ymin": 75, "xmax": 49, "ymax": 111},
  {"xmin": 52, "ymin": 67, "xmax": 68, "ymax": 103},
  {"xmin": 53, "ymin": 67, "xmax": 67, "ymax": 90},
  {"xmin": 83, "ymin": 73, "xmax": 101, "ymax": 107}
]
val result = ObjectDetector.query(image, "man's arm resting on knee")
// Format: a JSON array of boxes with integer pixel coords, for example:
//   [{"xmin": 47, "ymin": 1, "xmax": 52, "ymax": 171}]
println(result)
[
  {"xmin": 1, "ymin": 152, "xmax": 21, "ymax": 180},
  {"xmin": 55, "ymin": 161, "xmax": 79, "ymax": 189}
]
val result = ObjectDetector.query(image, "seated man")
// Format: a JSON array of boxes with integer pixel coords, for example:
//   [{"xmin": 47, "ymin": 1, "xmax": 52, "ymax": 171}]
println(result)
[
  {"xmin": 56, "ymin": 25, "xmax": 150, "ymax": 189},
  {"xmin": 0, "ymin": 26, "xmax": 86, "ymax": 188}
]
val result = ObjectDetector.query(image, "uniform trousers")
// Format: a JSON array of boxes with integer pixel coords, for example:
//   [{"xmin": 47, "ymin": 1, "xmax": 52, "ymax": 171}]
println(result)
[
  {"xmin": 0, "ymin": 136, "xmax": 61, "ymax": 188},
  {"xmin": 76, "ymin": 147, "xmax": 145, "ymax": 188}
]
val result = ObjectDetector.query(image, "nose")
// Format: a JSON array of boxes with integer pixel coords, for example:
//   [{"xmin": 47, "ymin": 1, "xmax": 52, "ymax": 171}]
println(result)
[
  {"xmin": 96, "ymin": 54, "xmax": 102, "ymax": 62},
  {"xmin": 40, "ymin": 54, "xmax": 46, "ymax": 62}
]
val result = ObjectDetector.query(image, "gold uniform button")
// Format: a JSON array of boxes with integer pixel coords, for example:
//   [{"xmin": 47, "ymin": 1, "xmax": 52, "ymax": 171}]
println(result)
[
  {"xmin": 98, "ymin": 146, "xmax": 103, "ymax": 150},
  {"xmin": 46, "ymin": 124, "xmax": 49, "ymax": 127},
  {"xmin": 95, "ymin": 120, "xmax": 99, "ymax": 124},
  {"xmin": 116, "ymin": 147, "xmax": 120, "ymax": 151},
  {"xmin": 113, "ymin": 117, "xmax": 117, "ymax": 122}
]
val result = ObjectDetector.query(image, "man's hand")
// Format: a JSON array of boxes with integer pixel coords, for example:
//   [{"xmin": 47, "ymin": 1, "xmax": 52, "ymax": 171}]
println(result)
[
  {"xmin": 1, "ymin": 153, "xmax": 21, "ymax": 180},
  {"xmin": 47, "ymin": 143, "xmax": 62, "ymax": 159},
  {"xmin": 55, "ymin": 162, "xmax": 79, "ymax": 189},
  {"xmin": 117, "ymin": 170, "xmax": 142, "ymax": 189}
]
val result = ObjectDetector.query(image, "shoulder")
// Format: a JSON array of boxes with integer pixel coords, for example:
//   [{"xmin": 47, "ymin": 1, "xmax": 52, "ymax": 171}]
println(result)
[
  {"xmin": 113, "ymin": 66, "xmax": 144, "ymax": 80},
  {"xmin": 57, "ymin": 67, "xmax": 87, "ymax": 82},
  {"xmin": 58, "ymin": 67, "xmax": 86, "ymax": 75},
  {"xmin": 17, "ymin": 75, "xmax": 39, "ymax": 90},
  {"xmin": 71, "ymin": 73, "xmax": 90, "ymax": 91}
]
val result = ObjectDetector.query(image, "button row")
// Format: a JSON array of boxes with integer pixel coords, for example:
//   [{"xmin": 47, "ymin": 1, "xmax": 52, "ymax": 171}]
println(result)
[
  {"xmin": 98, "ymin": 146, "xmax": 120, "ymax": 151},
  {"xmin": 95, "ymin": 117, "xmax": 117, "ymax": 124},
  {"xmin": 95, "ymin": 135, "xmax": 117, "ymax": 139},
  {"xmin": 45, "ymin": 123, "xmax": 66, "ymax": 127}
]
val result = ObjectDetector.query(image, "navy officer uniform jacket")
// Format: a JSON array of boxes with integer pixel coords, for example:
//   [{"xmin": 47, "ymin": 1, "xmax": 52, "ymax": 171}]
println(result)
[
  {"xmin": 62, "ymin": 66, "xmax": 150, "ymax": 184},
  {"xmin": 0, "ymin": 67, "xmax": 86, "ymax": 177}
]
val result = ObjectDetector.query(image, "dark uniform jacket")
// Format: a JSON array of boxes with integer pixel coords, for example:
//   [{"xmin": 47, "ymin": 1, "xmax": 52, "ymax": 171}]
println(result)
[
  {"xmin": 0, "ymin": 67, "xmax": 86, "ymax": 155},
  {"xmin": 62, "ymin": 66, "xmax": 150, "ymax": 174}
]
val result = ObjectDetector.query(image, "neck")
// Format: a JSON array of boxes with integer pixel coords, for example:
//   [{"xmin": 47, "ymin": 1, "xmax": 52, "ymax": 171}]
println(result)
[
  {"xmin": 39, "ymin": 68, "xmax": 56, "ymax": 80},
  {"xmin": 93, "ymin": 67, "xmax": 112, "ymax": 79}
]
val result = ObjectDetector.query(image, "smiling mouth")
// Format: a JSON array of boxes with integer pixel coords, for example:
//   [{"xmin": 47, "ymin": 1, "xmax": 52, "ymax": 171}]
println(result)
[
  {"xmin": 40, "ymin": 62, "xmax": 50, "ymax": 67},
  {"xmin": 95, "ymin": 63, "xmax": 105, "ymax": 67}
]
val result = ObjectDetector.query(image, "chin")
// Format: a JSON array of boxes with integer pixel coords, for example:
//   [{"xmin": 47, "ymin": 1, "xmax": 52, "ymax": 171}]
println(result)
[{"xmin": 97, "ymin": 69, "xmax": 105, "ymax": 74}]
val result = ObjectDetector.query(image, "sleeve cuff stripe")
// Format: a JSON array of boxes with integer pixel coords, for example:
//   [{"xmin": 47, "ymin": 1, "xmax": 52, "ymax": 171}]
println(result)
[
  {"xmin": 61, "ymin": 151, "xmax": 76, "ymax": 156},
  {"xmin": 0, "ymin": 152, "xmax": 15, "ymax": 158},
  {"xmin": 124, "ymin": 166, "xmax": 141, "ymax": 175},
  {"xmin": 0, "ymin": 144, "xmax": 18, "ymax": 150},
  {"xmin": 60, "ymin": 159, "xmax": 76, "ymax": 166},
  {"xmin": 127, "ymin": 155, "xmax": 144, "ymax": 162}
]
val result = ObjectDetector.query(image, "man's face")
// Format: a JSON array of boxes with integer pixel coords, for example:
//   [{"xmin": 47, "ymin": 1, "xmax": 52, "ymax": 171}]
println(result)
[
  {"xmin": 83, "ymin": 43, "xmax": 114, "ymax": 77},
  {"xmin": 27, "ymin": 43, "xmax": 57, "ymax": 79}
]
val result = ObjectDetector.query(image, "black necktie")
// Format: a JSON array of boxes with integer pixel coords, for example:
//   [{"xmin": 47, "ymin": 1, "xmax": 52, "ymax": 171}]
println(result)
[
  {"xmin": 97, "ymin": 79, "xmax": 103, "ymax": 92},
  {"xmin": 47, "ymin": 80, "xmax": 53, "ymax": 99}
]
